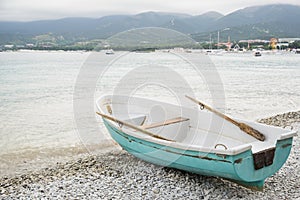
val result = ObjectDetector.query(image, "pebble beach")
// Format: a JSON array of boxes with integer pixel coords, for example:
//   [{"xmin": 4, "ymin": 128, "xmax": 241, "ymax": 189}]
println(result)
[{"xmin": 1, "ymin": 111, "xmax": 299, "ymax": 199}]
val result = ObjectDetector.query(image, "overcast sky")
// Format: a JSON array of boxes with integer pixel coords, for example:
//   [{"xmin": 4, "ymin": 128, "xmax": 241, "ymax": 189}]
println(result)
[{"xmin": 1, "ymin": 0, "xmax": 300, "ymax": 21}]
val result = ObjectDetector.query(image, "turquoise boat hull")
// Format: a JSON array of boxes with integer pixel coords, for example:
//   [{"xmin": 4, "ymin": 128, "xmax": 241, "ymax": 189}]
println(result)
[{"xmin": 103, "ymin": 119, "xmax": 294, "ymax": 190}]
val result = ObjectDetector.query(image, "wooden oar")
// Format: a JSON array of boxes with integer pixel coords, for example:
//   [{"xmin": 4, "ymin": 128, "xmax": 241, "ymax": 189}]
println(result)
[
  {"xmin": 96, "ymin": 112, "xmax": 174, "ymax": 142},
  {"xmin": 185, "ymin": 95, "xmax": 265, "ymax": 141}
]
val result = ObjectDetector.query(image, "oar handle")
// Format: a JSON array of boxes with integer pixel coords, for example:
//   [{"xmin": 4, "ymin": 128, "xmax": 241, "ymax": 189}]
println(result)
[
  {"xmin": 185, "ymin": 95, "xmax": 265, "ymax": 141},
  {"xmin": 96, "ymin": 112, "xmax": 174, "ymax": 142}
]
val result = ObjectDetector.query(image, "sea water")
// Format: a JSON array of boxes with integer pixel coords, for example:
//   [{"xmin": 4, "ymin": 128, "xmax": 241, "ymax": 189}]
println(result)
[{"xmin": 0, "ymin": 50, "xmax": 299, "ymax": 175}]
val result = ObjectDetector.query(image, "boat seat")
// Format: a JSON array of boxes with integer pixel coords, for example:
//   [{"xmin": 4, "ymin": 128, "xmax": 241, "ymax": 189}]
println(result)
[
  {"xmin": 141, "ymin": 117, "xmax": 189, "ymax": 129},
  {"xmin": 120, "ymin": 114, "xmax": 147, "ymax": 126}
]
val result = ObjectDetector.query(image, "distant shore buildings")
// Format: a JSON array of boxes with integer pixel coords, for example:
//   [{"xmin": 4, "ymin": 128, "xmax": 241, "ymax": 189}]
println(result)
[
  {"xmin": 1, "ymin": 37, "xmax": 300, "ymax": 52},
  {"xmin": 238, "ymin": 38, "xmax": 300, "ymax": 50}
]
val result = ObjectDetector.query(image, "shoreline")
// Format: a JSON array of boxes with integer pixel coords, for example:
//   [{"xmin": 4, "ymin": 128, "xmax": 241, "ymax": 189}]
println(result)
[
  {"xmin": 0, "ymin": 140, "xmax": 118, "ymax": 178},
  {"xmin": 1, "ymin": 111, "xmax": 299, "ymax": 199},
  {"xmin": 1, "ymin": 49, "xmax": 299, "ymax": 54}
]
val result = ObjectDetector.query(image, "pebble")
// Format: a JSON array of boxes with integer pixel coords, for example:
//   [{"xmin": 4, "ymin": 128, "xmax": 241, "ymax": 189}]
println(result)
[
  {"xmin": 258, "ymin": 111, "xmax": 300, "ymax": 127},
  {"xmin": 0, "ymin": 111, "xmax": 299, "ymax": 199}
]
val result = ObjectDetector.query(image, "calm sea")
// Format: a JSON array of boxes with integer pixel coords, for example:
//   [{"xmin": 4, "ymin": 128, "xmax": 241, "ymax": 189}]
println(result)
[{"xmin": 0, "ymin": 50, "xmax": 299, "ymax": 175}]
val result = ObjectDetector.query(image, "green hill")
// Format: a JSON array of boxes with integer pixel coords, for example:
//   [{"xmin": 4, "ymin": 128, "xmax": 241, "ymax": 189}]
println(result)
[{"xmin": 1, "ymin": 4, "xmax": 300, "ymax": 47}]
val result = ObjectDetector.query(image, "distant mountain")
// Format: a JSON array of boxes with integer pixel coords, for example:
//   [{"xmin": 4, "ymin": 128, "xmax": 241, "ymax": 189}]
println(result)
[
  {"xmin": 163, "ymin": 11, "xmax": 223, "ymax": 33},
  {"xmin": 193, "ymin": 4, "xmax": 300, "ymax": 41},
  {"xmin": 214, "ymin": 4, "xmax": 300, "ymax": 29},
  {"xmin": 0, "ymin": 4, "xmax": 300, "ymax": 45}
]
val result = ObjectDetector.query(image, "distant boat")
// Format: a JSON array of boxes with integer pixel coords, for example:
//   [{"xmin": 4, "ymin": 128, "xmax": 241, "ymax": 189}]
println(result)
[
  {"xmin": 96, "ymin": 95, "xmax": 297, "ymax": 190},
  {"xmin": 254, "ymin": 51, "xmax": 262, "ymax": 56},
  {"xmin": 105, "ymin": 49, "xmax": 114, "ymax": 55}
]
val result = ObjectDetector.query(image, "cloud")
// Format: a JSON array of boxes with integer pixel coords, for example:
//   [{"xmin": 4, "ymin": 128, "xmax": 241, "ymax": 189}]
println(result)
[{"xmin": 1, "ymin": 0, "xmax": 300, "ymax": 21}]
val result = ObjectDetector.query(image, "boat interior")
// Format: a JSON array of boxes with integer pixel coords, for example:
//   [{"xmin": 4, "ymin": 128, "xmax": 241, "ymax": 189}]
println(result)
[{"xmin": 97, "ymin": 95, "xmax": 296, "ymax": 155}]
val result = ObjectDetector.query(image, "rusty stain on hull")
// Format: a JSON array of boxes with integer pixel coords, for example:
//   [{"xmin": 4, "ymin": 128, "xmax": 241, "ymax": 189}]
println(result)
[
  {"xmin": 234, "ymin": 158, "xmax": 243, "ymax": 164},
  {"xmin": 281, "ymin": 143, "xmax": 292, "ymax": 148}
]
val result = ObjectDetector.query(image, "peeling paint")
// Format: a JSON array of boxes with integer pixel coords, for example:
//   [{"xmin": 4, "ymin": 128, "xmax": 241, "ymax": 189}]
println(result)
[{"xmin": 234, "ymin": 158, "xmax": 243, "ymax": 164}]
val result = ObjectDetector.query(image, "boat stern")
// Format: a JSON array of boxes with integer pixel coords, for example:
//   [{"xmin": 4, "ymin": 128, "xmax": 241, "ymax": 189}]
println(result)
[{"xmin": 232, "ymin": 136, "xmax": 295, "ymax": 190}]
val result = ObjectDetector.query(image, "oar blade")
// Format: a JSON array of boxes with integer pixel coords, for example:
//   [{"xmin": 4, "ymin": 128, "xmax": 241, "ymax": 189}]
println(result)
[{"xmin": 239, "ymin": 123, "xmax": 265, "ymax": 141}]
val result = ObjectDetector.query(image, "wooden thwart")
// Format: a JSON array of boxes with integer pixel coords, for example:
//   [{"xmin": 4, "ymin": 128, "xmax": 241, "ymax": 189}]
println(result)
[
  {"xmin": 185, "ymin": 95, "xmax": 265, "ymax": 141},
  {"xmin": 96, "ymin": 112, "xmax": 174, "ymax": 142},
  {"xmin": 141, "ymin": 117, "xmax": 189, "ymax": 129}
]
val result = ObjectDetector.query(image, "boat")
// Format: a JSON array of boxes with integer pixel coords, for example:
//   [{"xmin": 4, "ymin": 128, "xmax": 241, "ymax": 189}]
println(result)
[
  {"xmin": 105, "ymin": 49, "xmax": 114, "ymax": 55},
  {"xmin": 96, "ymin": 95, "xmax": 297, "ymax": 190},
  {"xmin": 254, "ymin": 51, "xmax": 262, "ymax": 56}
]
